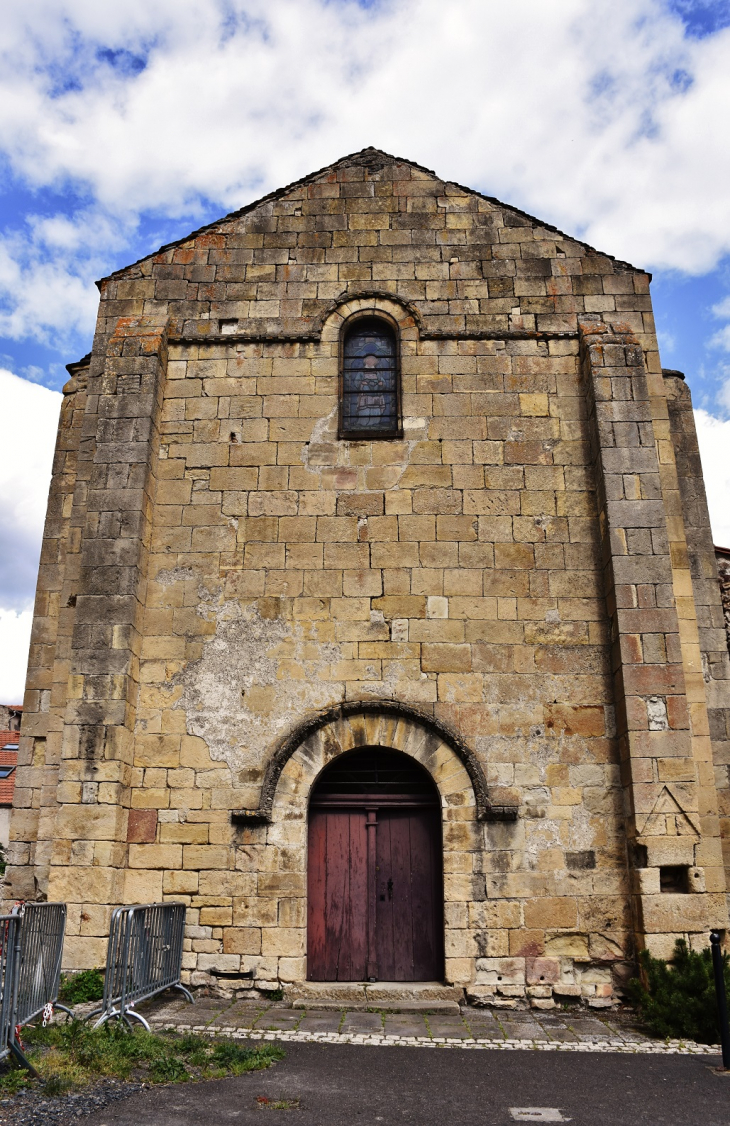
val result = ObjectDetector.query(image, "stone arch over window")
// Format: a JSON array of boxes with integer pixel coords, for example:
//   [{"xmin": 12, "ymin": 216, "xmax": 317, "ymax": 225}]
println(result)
[{"xmin": 338, "ymin": 313, "xmax": 401, "ymax": 439}]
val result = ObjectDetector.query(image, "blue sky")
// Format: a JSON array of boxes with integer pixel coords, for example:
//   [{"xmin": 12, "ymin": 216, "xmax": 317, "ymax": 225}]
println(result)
[{"xmin": 1, "ymin": 0, "xmax": 730, "ymax": 699}]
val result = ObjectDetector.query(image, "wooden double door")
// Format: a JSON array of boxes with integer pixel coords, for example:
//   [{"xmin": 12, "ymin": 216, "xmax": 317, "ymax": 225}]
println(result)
[{"xmin": 307, "ymin": 797, "xmax": 444, "ymax": 981}]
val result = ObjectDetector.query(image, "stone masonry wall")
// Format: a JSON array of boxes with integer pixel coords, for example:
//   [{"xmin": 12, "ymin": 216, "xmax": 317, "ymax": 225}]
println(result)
[
  {"xmin": 7, "ymin": 150, "xmax": 728, "ymax": 1006},
  {"xmin": 664, "ymin": 377, "xmax": 730, "ymax": 908}
]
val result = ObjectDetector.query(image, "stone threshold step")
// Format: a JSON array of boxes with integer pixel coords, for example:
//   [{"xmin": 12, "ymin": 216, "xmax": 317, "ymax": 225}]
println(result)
[{"xmin": 284, "ymin": 982, "xmax": 464, "ymax": 1013}]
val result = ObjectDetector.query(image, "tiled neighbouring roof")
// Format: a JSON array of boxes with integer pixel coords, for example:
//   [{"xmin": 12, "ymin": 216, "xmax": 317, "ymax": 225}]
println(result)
[{"xmin": 0, "ymin": 733, "xmax": 18, "ymax": 806}]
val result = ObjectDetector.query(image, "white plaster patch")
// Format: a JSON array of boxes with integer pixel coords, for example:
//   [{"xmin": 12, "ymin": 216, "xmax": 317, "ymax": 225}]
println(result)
[
  {"xmin": 174, "ymin": 599, "xmax": 343, "ymax": 772},
  {"xmin": 566, "ymin": 803, "xmax": 594, "ymax": 851},
  {"xmin": 155, "ymin": 566, "xmax": 196, "ymax": 587},
  {"xmin": 646, "ymin": 695, "xmax": 669, "ymax": 731}
]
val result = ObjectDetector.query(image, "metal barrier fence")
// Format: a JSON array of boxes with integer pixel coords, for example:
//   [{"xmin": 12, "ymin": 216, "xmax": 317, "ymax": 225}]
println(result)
[
  {"xmin": 0, "ymin": 904, "xmax": 69, "ymax": 1074},
  {"xmin": 13, "ymin": 903, "xmax": 73, "ymax": 1030},
  {"xmin": 0, "ymin": 914, "xmax": 20, "ymax": 1066},
  {"xmin": 92, "ymin": 902, "xmax": 193, "ymax": 1030}
]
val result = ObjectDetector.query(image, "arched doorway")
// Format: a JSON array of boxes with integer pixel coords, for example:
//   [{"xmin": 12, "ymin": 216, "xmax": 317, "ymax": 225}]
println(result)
[{"xmin": 307, "ymin": 747, "xmax": 444, "ymax": 982}]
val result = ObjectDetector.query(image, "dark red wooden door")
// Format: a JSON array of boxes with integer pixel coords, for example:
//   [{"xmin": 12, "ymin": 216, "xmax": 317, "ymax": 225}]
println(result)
[
  {"xmin": 307, "ymin": 808, "xmax": 369, "ymax": 981},
  {"xmin": 375, "ymin": 807, "xmax": 443, "ymax": 981},
  {"xmin": 307, "ymin": 802, "xmax": 442, "ymax": 981}
]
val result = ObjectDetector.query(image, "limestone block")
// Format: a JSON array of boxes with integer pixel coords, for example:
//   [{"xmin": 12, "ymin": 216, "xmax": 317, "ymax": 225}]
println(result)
[
  {"xmin": 642, "ymin": 838, "xmax": 695, "ymax": 867},
  {"xmin": 524, "ymin": 898, "xmax": 577, "ymax": 929},
  {"xmin": 55, "ymin": 806, "xmax": 124, "ymax": 842},
  {"xmin": 634, "ymin": 868, "xmax": 660, "ymax": 895},
  {"xmin": 128, "ymin": 844, "xmax": 182, "ymax": 869},
  {"xmin": 641, "ymin": 891, "xmax": 728, "ymax": 933},
  {"xmin": 49, "ymin": 867, "xmax": 117, "ymax": 905},
  {"xmin": 444, "ymin": 958, "xmax": 472, "ymax": 986},
  {"xmin": 526, "ymin": 956, "xmax": 560, "ymax": 985},
  {"xmin": 199, "ymin": 908, "xmax": 234, "ymax": 934},
  {"xmin": 78, "ymin": 904, "xmax": 114, "ymax": 937},
  {"xmin": 197, "ymin": 954, "xmax": 240, "ymax": 973},
  {"xmin": 183, "ymin": 846, "xmax": 231, "ymax": 869},
  {"xmin": 544, "ymin": 933, "xmax": 590, "ymax": 960},
  {"xmin": 123, "ymin": 868, "xmax": 163, "ymax": 903},
  {"xmin": 277, "ymin": 958, "xmax": 307, "ymax": 982},
  {"xmin": 61, "ymin": 937, "xmax": 108, "ymax": 970},
  {"xmin": 164, "ymin": 870, "xmax": 199, "ymax": 894},
  {"xmin": 474, "ymin": 956, "xmax": 525, "ymax": 986}
]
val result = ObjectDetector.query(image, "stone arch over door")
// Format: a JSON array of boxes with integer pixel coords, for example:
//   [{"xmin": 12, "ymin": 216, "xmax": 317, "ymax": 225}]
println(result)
[{"xmin": 255, "ymin": 703, "xmax": 503, "ymax": 987}]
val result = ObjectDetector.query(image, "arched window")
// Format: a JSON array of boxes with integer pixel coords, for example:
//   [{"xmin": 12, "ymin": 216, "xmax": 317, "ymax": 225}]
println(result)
[{"xmin": 339, "ymin": 317, "xmax": 400, "ymax": 439}]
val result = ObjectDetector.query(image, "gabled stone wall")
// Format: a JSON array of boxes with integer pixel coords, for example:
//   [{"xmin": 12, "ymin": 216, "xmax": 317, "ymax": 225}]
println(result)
[{"xmin": 6, "ymin": 150, "xmax": 728, "ymax": 1006}]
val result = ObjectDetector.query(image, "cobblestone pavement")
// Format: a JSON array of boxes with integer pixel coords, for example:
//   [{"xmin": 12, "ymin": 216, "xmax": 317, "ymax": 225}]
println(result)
[{"xmin": 141, "ymin": 994, "xmax": 720, "ymax": 1056}]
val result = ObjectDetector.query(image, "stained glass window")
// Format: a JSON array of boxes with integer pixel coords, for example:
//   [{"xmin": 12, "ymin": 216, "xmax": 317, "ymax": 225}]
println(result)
[{"xmin": 340, "ymin": 318, "xmax": 399, "ymax": 437}]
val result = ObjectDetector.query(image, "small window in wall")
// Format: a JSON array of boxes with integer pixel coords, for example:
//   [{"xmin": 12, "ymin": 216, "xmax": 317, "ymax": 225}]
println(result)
[{"xmin": 340, "ymin": 317, "xmax": 400, "ymax": 439}]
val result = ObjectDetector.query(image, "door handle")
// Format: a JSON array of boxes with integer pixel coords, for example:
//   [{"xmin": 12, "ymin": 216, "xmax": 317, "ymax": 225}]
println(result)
[{"xmin": 387, "ymin": 878, "xmax": 393, "ymax": 900}]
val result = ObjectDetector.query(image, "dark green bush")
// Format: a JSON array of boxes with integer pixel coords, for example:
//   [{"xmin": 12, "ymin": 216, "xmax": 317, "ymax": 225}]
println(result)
[
  {"xmin": 58, "ymin": 968, "xmax": 105, "ymax": 1005},
  {"xmin": 628, "ymin": 938, "xmax": 730, "ymax": 1043}
]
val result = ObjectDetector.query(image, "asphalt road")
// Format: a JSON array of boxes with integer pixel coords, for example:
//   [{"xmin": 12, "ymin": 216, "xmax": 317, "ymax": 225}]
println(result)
[{"xmin": 85, "ymin": 1042, "xmax": 729, "ymax": 1126}]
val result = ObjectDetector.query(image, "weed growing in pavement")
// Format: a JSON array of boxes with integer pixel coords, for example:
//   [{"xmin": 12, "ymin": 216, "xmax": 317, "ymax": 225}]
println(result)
[
  {"xmin": 259, "ymin": 988, "xmax": 284, "ymax": 1002},
  {"xmin": 0, "ymin": 1020, "xmax": 284, "ymax": 1096}
]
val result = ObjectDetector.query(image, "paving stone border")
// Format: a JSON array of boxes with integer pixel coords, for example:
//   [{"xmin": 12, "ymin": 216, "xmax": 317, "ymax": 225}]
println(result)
[
  {"xmin": 144, "ymin": 998, "xmax": 721, "ymax": 1058},
  {"xmin": 155, "ymin": 1022, "xmax": 719, "ymax": 1055}
]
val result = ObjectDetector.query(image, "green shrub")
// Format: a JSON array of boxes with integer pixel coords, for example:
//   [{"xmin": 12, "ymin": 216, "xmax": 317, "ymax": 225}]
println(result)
[
  {"xmin": 628, "ymin": 938, "xmax": 730, "ymax": 1043},
  {"xmin": 58, "ymin": 969, "xmax": 105, "ymax": 1005}
]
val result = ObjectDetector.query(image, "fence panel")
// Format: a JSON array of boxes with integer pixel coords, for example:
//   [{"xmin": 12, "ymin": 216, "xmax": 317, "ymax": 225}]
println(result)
[
  {"xmin": 93, "ymin": 902, "xmax": 193, "ymax": 1030},
  {"xmin": 0, "ymin": 914, "xmax": 19, "ymax": 1064},
  {"xmin": 13, "ymin": 902, "xmax": 73, "ymax": 1028}
]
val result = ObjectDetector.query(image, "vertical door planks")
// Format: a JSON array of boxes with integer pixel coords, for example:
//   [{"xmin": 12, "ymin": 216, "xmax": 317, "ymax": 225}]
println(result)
[{"xmin": 307, "ymin": 750, "xmax": 443, "ymax": 983}]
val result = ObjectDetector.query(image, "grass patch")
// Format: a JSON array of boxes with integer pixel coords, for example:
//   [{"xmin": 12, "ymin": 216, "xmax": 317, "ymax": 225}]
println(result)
[
  {"xmin": 0, "ymin": 1021, "xmax": 283, "ymax": 1096},
  {"xmin": 58, "ymin": 968, "xmax": 105, "ymax": 1005}
]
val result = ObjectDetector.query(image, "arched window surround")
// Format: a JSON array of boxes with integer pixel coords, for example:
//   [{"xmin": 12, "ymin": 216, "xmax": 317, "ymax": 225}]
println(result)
[{"xmin": 338, "ymin": 311, "xmax": 402, "ymax": 440}]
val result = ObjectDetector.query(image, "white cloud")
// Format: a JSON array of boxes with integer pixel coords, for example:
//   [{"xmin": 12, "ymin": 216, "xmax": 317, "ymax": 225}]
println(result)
[
  {"xmin": 0, "ymin": 370, "xmax": 61, "ymax": 611},
  {"xmin": 710, "ymin": 325, "xmax": 730, "ymax": 352},
  {"xmin": 694, "ymin": 408, "xmax": 730, "ymax": 545},
  {"xmin": 0, "ymin": 1, "xmax": 728, "ymax": 289},
  {"xmin": 718, "ymin": 376, "xmax": 730, "ymax": 414},
  {"xmin": 0, "ymin": 209, "xmax": 123, "ymax": 346},
  {"xmin": 709, "ymin": 294, "xmax": 730, "ymax": 353},
  {"xmin": 0, "ymin": 368, "xmax": 61, "ymax": 701},
  {"xmin": 0, "ymin": 609, "xmax": 32, "ymax": 704}
]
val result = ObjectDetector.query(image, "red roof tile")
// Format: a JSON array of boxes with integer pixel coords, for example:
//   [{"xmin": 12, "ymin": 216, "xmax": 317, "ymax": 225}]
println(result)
[{"xmin": 0, "ymin": 734, "xmax": 18, "ymax": 805}]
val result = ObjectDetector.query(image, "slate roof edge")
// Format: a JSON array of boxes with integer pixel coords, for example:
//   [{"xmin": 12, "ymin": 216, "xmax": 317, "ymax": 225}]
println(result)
[{"xmin": 95, "ymin": 147, "xmax": 646, "ymax": 289}]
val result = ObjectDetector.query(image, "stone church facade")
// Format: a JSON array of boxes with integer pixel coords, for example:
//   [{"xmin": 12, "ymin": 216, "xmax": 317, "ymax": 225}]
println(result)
[{"xmin": 6, "ymin": 149, "xmax": 730, "ymax": 1007}]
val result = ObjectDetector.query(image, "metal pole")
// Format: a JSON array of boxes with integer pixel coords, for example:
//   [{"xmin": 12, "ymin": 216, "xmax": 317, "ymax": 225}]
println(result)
[{"xmin": 710, "ymin": 931, "xmax": 730, "ymax": 1070}]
